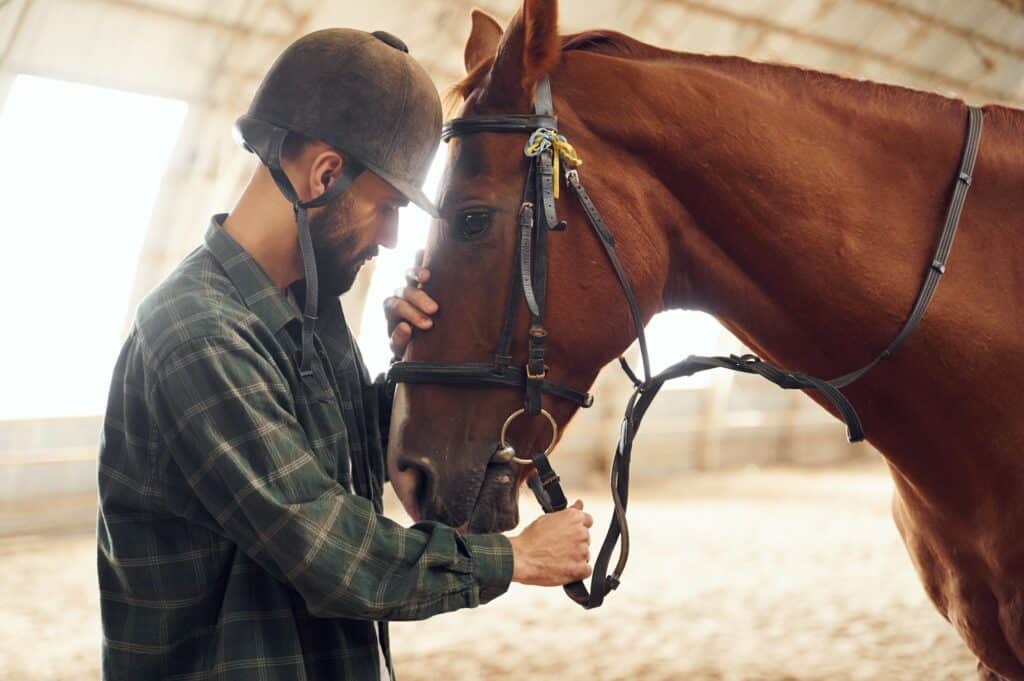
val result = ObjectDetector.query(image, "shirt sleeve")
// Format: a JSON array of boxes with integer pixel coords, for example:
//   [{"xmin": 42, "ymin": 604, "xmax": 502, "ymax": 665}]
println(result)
[
  {"xmin": 149, "ymin": 334, "xmax": 513, "ymax": 621},
  {"xmin": 371, "ymin": 371, "xmax": 394, "ymax": 480}
]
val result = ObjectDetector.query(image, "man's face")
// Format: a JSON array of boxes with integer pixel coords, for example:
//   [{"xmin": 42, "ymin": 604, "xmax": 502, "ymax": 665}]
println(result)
[{"xmin": 308, "ymin": 171, "xmax": 408, "ymax": 297}]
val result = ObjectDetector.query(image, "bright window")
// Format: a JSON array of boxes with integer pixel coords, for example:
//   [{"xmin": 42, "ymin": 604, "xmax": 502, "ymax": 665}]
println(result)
[
  {"xmin": 357, "ymin": 146, "xmax": 444, "ymax": 376},
  {"xmin": 641, "ymin": 309, "xmax": 725, "ymax": 390},
  {"xmin": 0, "ymin": 75, "xmax": 188, "ymax": 420}
]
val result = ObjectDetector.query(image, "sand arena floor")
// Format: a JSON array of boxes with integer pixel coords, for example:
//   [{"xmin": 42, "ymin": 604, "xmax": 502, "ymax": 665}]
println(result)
[{"xmin": 0, "ymin": 462, "xmax": 979, "ymax": 680}]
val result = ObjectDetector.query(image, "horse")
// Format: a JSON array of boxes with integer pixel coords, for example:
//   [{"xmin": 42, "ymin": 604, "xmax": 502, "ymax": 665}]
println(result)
[{"xmin": 385, "ymin": 1, "xmax": 1024, "ymax": 677}]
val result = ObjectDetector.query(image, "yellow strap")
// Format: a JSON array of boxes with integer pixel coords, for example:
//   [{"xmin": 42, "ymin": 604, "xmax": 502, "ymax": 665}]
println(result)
[
  {"xmin": 553, "ymin": 151, "xmax": 560, "ymax": 198},
  {"xmin": 524, "ymin": 129, "xmax": 583, "ymax": 199}
]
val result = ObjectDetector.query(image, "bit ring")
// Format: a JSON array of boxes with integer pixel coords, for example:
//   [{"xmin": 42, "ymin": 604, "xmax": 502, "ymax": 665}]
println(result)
[{"xmin": 499, "ymin": 408, "xmax": 559, "ymax": 466}]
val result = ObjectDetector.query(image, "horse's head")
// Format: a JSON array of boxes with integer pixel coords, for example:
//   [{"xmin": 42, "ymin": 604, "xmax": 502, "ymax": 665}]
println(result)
[{"xmin": 387, "ymin": 0, "xmax": 674, "ymax": 532}]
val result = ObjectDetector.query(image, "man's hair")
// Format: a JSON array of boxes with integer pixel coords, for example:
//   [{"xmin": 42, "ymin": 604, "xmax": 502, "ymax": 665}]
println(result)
[
  {"xmin": 280, "ymin": 131, "xmax": 314, "ymax": 163},
  {"xmin": 280, "ymin": 131, "xmax": 348, "ymax": 171}
]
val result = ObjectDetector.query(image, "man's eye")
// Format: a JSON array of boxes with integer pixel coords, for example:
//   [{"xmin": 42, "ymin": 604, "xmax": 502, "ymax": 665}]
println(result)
[{"xmin": 456, "ymin": 210, "xmax": 491, "ymax": 240}]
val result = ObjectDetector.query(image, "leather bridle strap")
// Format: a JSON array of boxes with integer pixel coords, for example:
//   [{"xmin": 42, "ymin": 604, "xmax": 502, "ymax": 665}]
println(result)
[
  {"xmin": 391, "ymin": 77, "xmax": 595, "ymax": 413},
  {"xmin": 386, "ymin": 362, "xmax": 593, "ymax": 406},
  {"xmin": 442, "ymin": 114, "xmax": 557, "ymax": 141},
  {"xmin": 829, "ymin": 105, "xmax": 984, "ymax": 388},
  {"xmin": 564, "ymin": 168, "xmax": 652, "ymax": 383},
  {"xmin": 529, "ymin": 103, "xmax": 984, "ymax": 609},
  {"xmin": 390, "ymin": 77, "xmax": 984, "ymax": 611}
]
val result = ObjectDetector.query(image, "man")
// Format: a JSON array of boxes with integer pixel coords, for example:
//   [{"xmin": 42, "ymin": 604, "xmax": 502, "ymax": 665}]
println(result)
[{"xmin": 97, "ymin": 28, "xmax": 592, "ymax": 680}]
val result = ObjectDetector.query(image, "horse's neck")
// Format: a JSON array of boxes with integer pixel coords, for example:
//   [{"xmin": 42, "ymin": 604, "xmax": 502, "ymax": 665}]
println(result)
[
  {"xmin": 650, "ymin": 59, "xmax": 966, "ymax": 368},
  {"xmin": 573, "ymin": 53, "xmax": 992, "ymax": 484}
]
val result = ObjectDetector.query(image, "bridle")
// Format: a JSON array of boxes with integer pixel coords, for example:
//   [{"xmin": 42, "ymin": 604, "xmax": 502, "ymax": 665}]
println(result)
[{"xmin": 389, "ymin": 74, "xmax": 984, "ymax": 610}]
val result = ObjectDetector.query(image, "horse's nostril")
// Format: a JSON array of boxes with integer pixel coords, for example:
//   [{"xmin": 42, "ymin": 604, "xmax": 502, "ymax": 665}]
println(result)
[{"xmin": 397, "ymin": 456, "xmax": 438, "ymax": 513}]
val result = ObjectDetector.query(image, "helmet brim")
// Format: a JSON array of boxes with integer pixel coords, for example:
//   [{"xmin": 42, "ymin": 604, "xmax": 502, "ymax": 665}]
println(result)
[
  {"xmin": 362, "ymin": 161, "xmax": 440, "ymax": 219},
  {"xmin": 235, "ymin": 113, "xmax": 440, "ymax": 219}
]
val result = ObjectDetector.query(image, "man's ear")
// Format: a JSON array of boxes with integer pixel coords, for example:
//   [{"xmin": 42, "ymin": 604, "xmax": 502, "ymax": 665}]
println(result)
[
  {"xmin": 464, "ymin": 9, "xmax": 503, "ymax": 74},
  {"xmin": 481, "ymin": 0, "xmax": 560, "ymax": 109},
  {"xmin": 307, "ymin": 148, "xmax": 345, "ymax": 200}
]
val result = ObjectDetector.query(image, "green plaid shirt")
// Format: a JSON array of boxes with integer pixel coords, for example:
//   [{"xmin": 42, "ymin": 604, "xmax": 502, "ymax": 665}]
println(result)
[{"xmin": 97, "ymin": 214, "xmax": 513, "ymax": 680}]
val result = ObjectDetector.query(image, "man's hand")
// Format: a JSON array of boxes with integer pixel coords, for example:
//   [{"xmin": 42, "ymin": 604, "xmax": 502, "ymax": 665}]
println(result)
[
  {"xmin": 384, "ymin": 255, "xmax": 438, "ymax": 359},
  {"xmin": 508, "ymin": 499, "xmax": 593, "ymax": 586}
]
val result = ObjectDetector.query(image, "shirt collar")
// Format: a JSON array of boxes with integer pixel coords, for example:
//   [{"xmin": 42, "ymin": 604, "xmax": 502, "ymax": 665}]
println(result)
[{"xmin": 204, "ymin": 213, "xmax": 300, "ymax": 334}]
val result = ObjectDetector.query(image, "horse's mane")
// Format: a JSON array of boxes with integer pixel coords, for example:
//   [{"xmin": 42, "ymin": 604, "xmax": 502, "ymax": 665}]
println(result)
[
  {"xmin": 449, "ymin": 30, "xmax": 659, "ymax": 106},
  {"xmin": 560, "ymin": 29, "xmax": 672, "ymax": 59},
  {"xmin": 448, "ymin": 28, "xmax": 965, "ymax": 117}
]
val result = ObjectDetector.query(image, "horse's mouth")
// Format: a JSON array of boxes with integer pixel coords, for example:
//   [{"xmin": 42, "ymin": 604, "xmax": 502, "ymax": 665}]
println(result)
[
  {"xmin": 464, "ymin": 461, "xmax": 520, "ymax": 532},
  {"xmin": 394, "ymin": 447, "xmax": 522, "ymax": 533}
]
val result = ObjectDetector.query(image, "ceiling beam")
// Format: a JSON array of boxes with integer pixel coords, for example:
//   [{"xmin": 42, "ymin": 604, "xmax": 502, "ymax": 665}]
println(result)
[
  {"xmin": 855, "ymin": 0, "xmax": 1024, "ymax": 61},
  {"xmin": 656, "ymin": 0, "xmax": 1023, "ymax": 105},
  {"xmin": 0, "ymin": 0, "xmax": 31, "ymax": 68},
  {"xmin": 73, "ymin": 0, "xmax": 291, "ymax": 41}
]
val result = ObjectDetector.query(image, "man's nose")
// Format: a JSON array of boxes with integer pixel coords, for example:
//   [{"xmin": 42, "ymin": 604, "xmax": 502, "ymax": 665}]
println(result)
[{"xmin": 378, "ymin": 215, "xmax": 398, "ymax": 250}]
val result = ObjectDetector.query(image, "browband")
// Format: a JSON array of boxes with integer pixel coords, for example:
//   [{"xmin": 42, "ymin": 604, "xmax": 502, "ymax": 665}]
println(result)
[{"xmin": 442, "ymin": 114, "xmax": 558, "ymax": 141}]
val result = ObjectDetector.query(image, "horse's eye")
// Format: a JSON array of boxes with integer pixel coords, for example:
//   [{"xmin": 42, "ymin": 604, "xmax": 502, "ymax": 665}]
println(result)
[{"xmin": 456, "ymin": 210, "xmax": 491, "ymax": 240}]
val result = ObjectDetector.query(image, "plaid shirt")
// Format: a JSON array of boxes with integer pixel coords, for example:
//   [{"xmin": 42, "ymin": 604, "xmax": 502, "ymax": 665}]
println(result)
[{"xmin": 97, "ymin": 214, "xmax": 513, "ymax": 680}]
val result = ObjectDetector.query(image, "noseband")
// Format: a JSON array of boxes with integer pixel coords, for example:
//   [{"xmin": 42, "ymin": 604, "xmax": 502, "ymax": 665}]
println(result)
[{"xmin": 389, "ymin": 74, "xmax": 984, "ymax": 610}]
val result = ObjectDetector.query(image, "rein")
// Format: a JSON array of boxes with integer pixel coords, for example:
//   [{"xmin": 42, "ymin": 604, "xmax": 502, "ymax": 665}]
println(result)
[{"xmin": 389, "ymin": 75, "xmax": 984, "ymax": 609}]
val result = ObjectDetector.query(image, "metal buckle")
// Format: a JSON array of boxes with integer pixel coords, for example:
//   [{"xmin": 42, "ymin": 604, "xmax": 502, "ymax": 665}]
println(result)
[{"xmin": 526, "ymin": 363, "xmax": 548, "ymax": 380}]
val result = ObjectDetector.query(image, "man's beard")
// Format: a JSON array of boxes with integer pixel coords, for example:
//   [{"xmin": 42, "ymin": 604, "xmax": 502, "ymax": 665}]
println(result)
[{"xmin": 306, "ymin": 192, "xmax": 376, "ymax": 298}]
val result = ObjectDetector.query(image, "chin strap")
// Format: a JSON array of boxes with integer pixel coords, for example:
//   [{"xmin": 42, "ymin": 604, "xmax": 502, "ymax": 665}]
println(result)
[{"xmin": 261, "ymin": 146, "xmax": 363, "ymax": 392}]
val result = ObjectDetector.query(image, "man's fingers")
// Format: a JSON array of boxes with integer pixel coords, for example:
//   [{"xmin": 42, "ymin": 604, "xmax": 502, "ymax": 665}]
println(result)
[
  {"xmin": 570, "ymin": 499, "xmax": 584, "ymax": 511},
  {"xmin": 582, "ymin": 512, "xmax": 593, "ymax": 529},
  {"xmin": 390, "ymin": 322, "xmax": 412, "ymax": 355},
  {"xmin": 399, "ymin": 285, "xmax": 438, "ymax": 314},
  {"xmin": 383, "ymin": 294, "xmax": 400, "ymax": 317},
  {"xmin": 388, "ymin": 294, "xmax": 433, "ymax": 330},
  {"xmin": 405, "ymin": 266, "xmax": 430, "ymax": 287}
]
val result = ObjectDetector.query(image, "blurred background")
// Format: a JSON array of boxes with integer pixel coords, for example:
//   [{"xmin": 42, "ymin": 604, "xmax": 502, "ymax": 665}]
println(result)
[{"xmin": 1, "ymin": 1, "xmax": 1021, "ymax": 679}]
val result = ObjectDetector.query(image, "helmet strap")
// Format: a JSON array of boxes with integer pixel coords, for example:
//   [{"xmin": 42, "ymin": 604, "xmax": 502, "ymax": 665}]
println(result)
[{"xmin": 265, "ymin": 152, "xmax": 365, "ymax": 393}]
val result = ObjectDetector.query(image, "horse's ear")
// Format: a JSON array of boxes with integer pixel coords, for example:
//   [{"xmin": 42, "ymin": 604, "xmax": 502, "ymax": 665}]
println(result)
[
  {"xmin": 464, "ymin": 9, "xmax": 503, "ymax": 74},
  {"xmin": 484, "ymin": 0, "xmax": 560, "ymax": 108}
]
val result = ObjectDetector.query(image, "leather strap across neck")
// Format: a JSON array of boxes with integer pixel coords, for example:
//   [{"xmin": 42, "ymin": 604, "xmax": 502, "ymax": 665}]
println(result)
[{"xmin": 389, "ymin": 75, "xmax": 985, "ymax": 611}]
